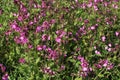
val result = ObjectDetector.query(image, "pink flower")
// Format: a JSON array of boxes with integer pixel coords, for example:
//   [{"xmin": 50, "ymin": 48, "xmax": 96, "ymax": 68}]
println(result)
[
  {"xmin": 101, "ymin": 36, "xmax": 106, "ymax": 42},
  {"xmin": 75, "ymin": 0, "xmax": 78, "ymax": 2},
  {"xmin": 84, "ymin": 19, "xmax": 89, "ymax": 24},
  {"xmin": 42, "ymin": 45, "xmax": 47, "ymax": 50},
  {"xmin": 36, "ymin": 26, "xmax": 42, "ymax": 32},
  {"xmin": 82, "ymin": 67, "xmax": 88, "ymax": 71},
  {"xmin": 115, "ymin": 31, "xmax": 119, "ymax": 36},
  {"xmin": 46, "ymin": 47, "xmax": 52, "ymax": 53},
  {"xmin": 0, "ymin": 64, "xmax": 6, "ymax": 73},
  {"xmin": 94, "ymin": 0, "xmax": 98, "ymax": 3},
  {"xmin": 93, "ymin": 5, "xmax": 98, "ymax": 11},
  {"xmin": 48, "ymin": 50, "xmax": 58, "ymax": 60},
  {"xmin": 103, "ymin": 60, "xmax": 108, "ymax": 67},
  {"xmin": 80, "ymin": 71, "xmax": 88, "ymax": 77},
  {"xmin": 95, "ymin": 50, "xmax": 101, "ymax": 55},
  {"xmin": 94, "ymin": 64, "xmax": 102, "ymax": 69},
  {"xmin": 55, "ymin": 37, "xmax": 61, "ymax": 43},
  {"xmin": 42, "ymin": 34, "xmax": 50, "ymax": 41},
  {"xmin": 49, "ymin": 19, "xmax": 56, "ymax": 24},
  {"xmin": 18, "ymin": 15, "xmax": 23, "ymax": 21},
  {"xmin": 90, "ymin": 26, "xmax": 95, "ymax": 30},
  {"xmin": 37, "ymin": 45, "xmax": 43, "ymax": 51},
  {"xmin": 5, "ymin": 30, "xmax": 12, "ymax": 36},
  {"xmin": 42, "ymin": 67, "xmax": 55, "ymax": 75},
  {"xmin": 2, "ymin": 73, "xmax": 9, "ymax": 80},
  {"xmin": 94, "ymin": 46, "xmax": 97, "ymax": 49},
  {"xmin": 103, "ymin": 2, "xmax": 108, "ymax": 7},
  {"xmin": 78, "ymin": 55, "xmax": 91, "ymax": 77},
  {"xmin": 10, "ymin": 21, "xmax": 21, "ymax": 32},
  {"xmin": 29, "ymin": 21, "xmax": 34, "ymax": 25},
  {"xmin": 95, "ymin": 59, "xmax": 114, "ymax": 70},
  {"xmin": 60, "ymin": 65, "xmax": 65, "ymax": 70},
  {"xmin": 112, "ymin": 4, "xmax": 118, "ymax": 9},
  {"xmin": 77, "ymin": 56, "xmax": 82, "ymax": 61},
  {"xmin": 13, "ymin": 13, "xmax": 18, "ymax": 17},
  {"xmin": 19, "ymin": 58, "xmax": 25, "ymax": 64},
  {"xmin": 108, "ymin": 48, "xmax": 111, "ymax": 52},
  {"xmin": 20, "ymin": 4, "xmax": 27, "ymax": 12},
  {"xmin": 42, "ymin": 21, "xmax": 50, "ymax": 30},
  {"xmin": 11, "ymin": 24, "xmax": 17, "ymax": 29},
  {"xmin": 81, "ymin": 3, "xmax": 87, "ymax": 9},
  {"xmin": 87, "ymin": 2, "xmax": 92, "ymax": 8},
  {"xmin": 20, "ymin": 36, "xmax": 28, "ymax": 43},
  {"xmin": 105, "ymin": 46, "xmax": 108, "ymax": 50},
  {"xmin": 108, "ymin": 43, "xmax": 112, "ymax": 47},
  {"xmin": 107, "ymin": 63, "xmax": 114, "ymax": 70},
  {"xmin": 41, "ymin": 1, "xmax": 47, "ymax": 8},
  {"xmin": 28, "ymin": 44, "xmax": 33, "ymax": 49},
  {"xmin": 56, "ymin": 30, "xmax": 66, "ymax": 38},
  {"xmin": 14, "ymin": 35, "xmax": 29, "ymax": 44}
]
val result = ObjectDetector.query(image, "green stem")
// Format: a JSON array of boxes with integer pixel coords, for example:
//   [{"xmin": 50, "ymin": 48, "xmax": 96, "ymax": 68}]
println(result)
[{"xmin": 94, "ymin": 68, "xmax": 105, "ymax": 80}]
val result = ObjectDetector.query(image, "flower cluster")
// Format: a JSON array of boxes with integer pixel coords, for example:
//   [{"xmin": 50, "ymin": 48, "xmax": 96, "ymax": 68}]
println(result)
[
  {"xmin": 42, "ymin": 67, "xmax": 55, "ymax": 75},
  {"xmin": 0, "ymin": 64, "xmax": 9, "ymax": 80},
  {"xmin": 77, "ymin": 56, "xmax": 92, "ymax": 77},
  {"xmin": 95, "ymin": 59, "xmax": 114, "ymax": 70}
]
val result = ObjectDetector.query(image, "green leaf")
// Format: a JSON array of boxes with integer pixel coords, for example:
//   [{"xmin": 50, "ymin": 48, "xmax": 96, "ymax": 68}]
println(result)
[
  {"xmin": 36, "ymin": 58, "xmax": 40, "ymax": 64},
  {"xmin": 75, "ymin": 77, "xmax": 82, "ymax": 80},
  {"xmin": 98, "ymin": 74, "xmax": 104, "ymax": 78}
]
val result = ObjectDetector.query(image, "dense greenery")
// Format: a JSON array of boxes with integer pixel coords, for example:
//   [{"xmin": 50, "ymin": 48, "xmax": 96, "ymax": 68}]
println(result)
[{"xmin": 0, "ymin": 0, "xmax": 120, "ymax": 80}]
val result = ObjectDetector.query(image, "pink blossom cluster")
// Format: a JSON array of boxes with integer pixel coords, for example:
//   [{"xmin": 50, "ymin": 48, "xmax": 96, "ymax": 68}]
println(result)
[
  {"xmin": 0, "ymin": 64, "xmax": 9, "ymax": 80},
  {"xmin": 77, "ymin": 56, "xmax": 92, "ymax": 77},
  {"xmin": 37, "ymin": 45, "xmax": 59, "ymax": 60},
  {"xmin": 78, "ymin": 0, "xmax": 119, "ymax": 11},
  {"xmin": 55, "ymin": 30, "xmax": 66, "ymax": 43},
  {"xmin": 95, "ymin": 59, "xmax": 114, "ymax": 70},
  {"xmin": 42, "ymin": 67, "xmax": 55, "ymax": 75}
]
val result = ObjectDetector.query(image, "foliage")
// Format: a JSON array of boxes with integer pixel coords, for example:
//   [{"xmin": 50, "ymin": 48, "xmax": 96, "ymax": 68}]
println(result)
[{"xmin": 0, "ymin": 0, "xmax": 120, "ymax": 80}]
